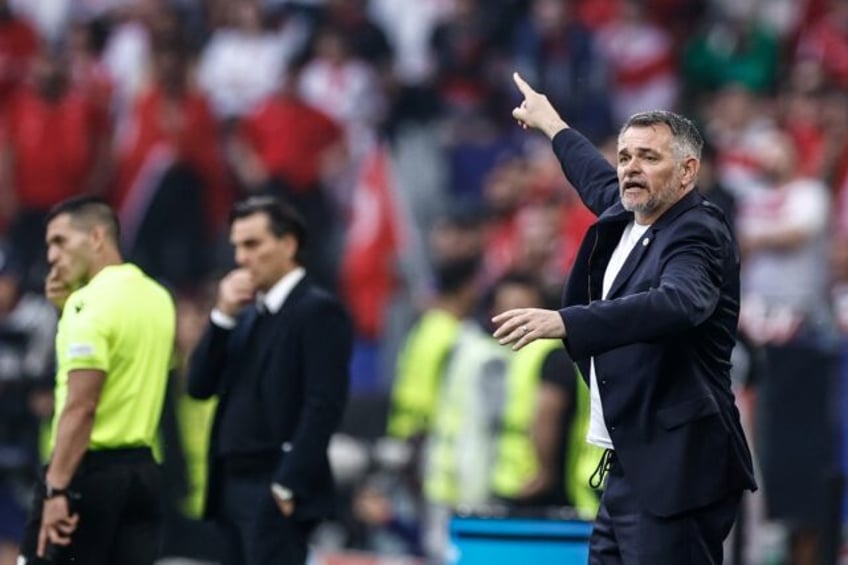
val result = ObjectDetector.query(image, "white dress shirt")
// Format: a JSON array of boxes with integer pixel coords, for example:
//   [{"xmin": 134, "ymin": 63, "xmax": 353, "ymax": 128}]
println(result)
[{"xmin": 587, "ymin": 221, "xmax": 651, "ymax": 449}]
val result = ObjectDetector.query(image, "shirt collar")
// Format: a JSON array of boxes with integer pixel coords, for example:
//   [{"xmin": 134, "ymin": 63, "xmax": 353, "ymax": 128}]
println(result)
[{"xmin": 257, "ymin": 267, "xmax": 305, "ymax": 314}]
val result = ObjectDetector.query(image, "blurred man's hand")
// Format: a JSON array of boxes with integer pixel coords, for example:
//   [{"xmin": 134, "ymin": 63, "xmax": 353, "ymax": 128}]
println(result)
[
  {"xmin": 216, "ymin": 269, "xmax": 256, "ymax": 317},
  {"xmin": 45, "ymin": 267, "xmax": 71, "ymax": 311}
]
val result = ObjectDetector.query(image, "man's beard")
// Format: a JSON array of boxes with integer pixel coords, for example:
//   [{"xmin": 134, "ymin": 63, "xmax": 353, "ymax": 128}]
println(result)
[{"xmin": 620, "ymin": 186, "xmax": 676, "ymax": 217}]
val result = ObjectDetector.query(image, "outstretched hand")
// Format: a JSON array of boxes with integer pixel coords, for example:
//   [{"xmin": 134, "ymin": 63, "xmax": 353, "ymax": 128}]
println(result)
[
  {"xmin": 511, "ymin": 72, "xmax": 570, "ymax": 139},
  {"xmin": 492, "ymin": 307, "xmax": 566, "ymax": 351}
]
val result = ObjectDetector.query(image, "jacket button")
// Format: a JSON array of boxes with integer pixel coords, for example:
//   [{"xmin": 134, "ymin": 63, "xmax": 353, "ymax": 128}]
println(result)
[
  {"xmin": 610, "ymin": 426, "xmax": 616, "ymax": 431},
  {"xmin": 281, "ymin": 442, "xmax": 293, "ymax": 452},
  {"xmin": 601, "ymin": 379, "xmax": 607, "ymax": 385}
]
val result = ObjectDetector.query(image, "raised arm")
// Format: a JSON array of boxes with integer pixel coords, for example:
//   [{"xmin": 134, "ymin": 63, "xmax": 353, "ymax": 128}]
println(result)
[{"xmin": 511, "ymin": 72, "xmax": 619, "ymax": 216}]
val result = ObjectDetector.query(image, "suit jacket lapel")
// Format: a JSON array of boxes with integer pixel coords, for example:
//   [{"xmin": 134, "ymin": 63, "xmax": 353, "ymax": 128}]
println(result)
[
  {"xmin": 254, "ymin": 277, "xmax": 310, "ymax": 371},
  {"xmin": 607, "ymin": 228, "xmax": 653, "ymax": 298},
  {"xmin": 590, "ymin": 208, "xmax": 631, "ymax": 302}
]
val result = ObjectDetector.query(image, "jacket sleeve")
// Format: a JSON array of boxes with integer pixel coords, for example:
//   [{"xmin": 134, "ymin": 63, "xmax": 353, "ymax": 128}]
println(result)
[
  {"xmin": 186, "ymin": 321, "xmax": 233, "ymax": 399},
  {"xmin": 561, "ymin": 215, "xmax": 731, "ymax": 361},
  {"xmin": 552, "ymin": 128, "xmax": 620, "ymax": 216},
  {"xmin": 273, "ymin": 298, "xmax": 352, "ymax": 495}
]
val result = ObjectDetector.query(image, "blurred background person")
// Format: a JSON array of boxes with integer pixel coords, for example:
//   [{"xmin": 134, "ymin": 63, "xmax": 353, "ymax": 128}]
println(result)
[{"xmin": 0, "ymin": 242, "xmax": 55, "ymax": 565}]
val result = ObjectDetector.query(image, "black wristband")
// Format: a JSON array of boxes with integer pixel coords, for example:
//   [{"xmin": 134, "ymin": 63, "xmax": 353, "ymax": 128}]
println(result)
[{"xmin": 44, "ymin": 482, "xmax": 71, "ymax": 500}]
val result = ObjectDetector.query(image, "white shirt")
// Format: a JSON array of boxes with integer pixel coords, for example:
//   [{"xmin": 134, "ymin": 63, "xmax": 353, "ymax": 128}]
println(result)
[
  {"xmin": 587, "ymin": 221, "xmax": 651, "ymax": 449},
  {"xmin": 210, "ymin": 267, "xmax": 306, "ymax": 328}
]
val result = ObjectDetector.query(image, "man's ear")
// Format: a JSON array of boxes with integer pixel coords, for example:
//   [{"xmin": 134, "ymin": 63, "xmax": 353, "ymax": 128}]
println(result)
[
  {"xmin": 282, "ymin": 234, "xmax": 298, "ymax": 263},
  {"xmin": 681, "ymin": 157, "xmax": 700, "ymax": 189},
  {"xmin": 89, "ymin": 225, "xmax": 107, "ymax": 252}
]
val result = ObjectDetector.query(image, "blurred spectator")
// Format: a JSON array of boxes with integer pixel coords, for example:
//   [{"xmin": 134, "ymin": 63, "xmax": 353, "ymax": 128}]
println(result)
[
  {"xmin": 427, "ymin": 204, "xmax": 485, "ymax": 266},
  {"xmin": 0, "ymin": 243, "xmax": 56, "ymax": 565},
  {"xmin": 386, "ymin": 256, "xmax": 480, "ymax": 442},
  {"xmin": 778, "ymin": 62, "xmax": 830, "ymax": 179},
  {"xmin": 67, "ymin": 19, "xmax": 114, "ymax": 128},
  {"xmin": 100, "ymin": 3, "xmax": 154, "ymax": 118},
  {"xmin": 9, "ymin": 0, "xmax": 72, "ymax": 43},
  {"xmin": 595, "ymin": 0, "xmax": 679, "ymax": 126},
  {"xmin": 0, "ymin": 0, "xmax": 37, "ymax": 116},
  {"xmin": 114, "ymin": 41, "xmax": 230, "ymax": 290},
  {"xmin": 510, "ymin": 0, "xmax": 613, "ymax": 141},
  {"xmin": 422, "ymin": 298, "xmax": 503, "ymax": 562},
  {"xmin": 197, "ymin": 0, "xmax": 305, "ymax": 122},
  {"xmin": 821, "ymin": 88, "xmax": 848, "ymax": 198},
  {"xmin": 429, "ymin": 0, "xmax": 498, "ymax": 118},
  {"xmin": 368, "ymin": 0, "xmax": 452, "ymax": 87},
  {"xmin": 324, "ymin": 0, "xmax": 392, "ymax": 70},
  {"xmin": 479, "ymin": 152, "xmax": 529, "ymax": 282},
  {"xmin": 681, "ymin": 3, "xmax": 780, "ymax": 99},
  {"xmin": 704, "ymin": 82, "xmax": 778, "ymax": 199},
  {"xmin": 486, "ymin": 272, "xmax": 602, "ymax": 516},
  {"xmin": 0, "ymin": 46, "xmax": 109, "ymax": 289},
  {"xmin": 697, "ymin": 139, "xmax": 737, "ymax": 235},
  {"xmin": 511, "ymin": 200, "xmax": 575, "ymax": 306},
  {"xmin": 736, "ymin": 131, "xmax": 838, "ymax": 565},
  {"xmin": 299, "ymin": 23, "xmax": 385, "ymax": 169},
  {"xmin": 796, "ymin": 0, "xmax": 848, "ymax": 90}
]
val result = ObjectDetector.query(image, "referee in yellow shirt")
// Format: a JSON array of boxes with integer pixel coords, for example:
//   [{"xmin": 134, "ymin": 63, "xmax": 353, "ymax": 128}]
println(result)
[{"xmin": 19, "ymin": 196, "xmax": 176, "ymax": 564}]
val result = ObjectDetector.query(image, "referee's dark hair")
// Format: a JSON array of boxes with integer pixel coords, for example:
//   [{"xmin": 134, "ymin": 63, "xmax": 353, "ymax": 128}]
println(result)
[
  {"xmin": 230, "ymin": 195, "xmax": 307, "ymax": 265},
  {"xmin": 46, "ymin": 195, "xmax": 121, "ymax": 246}
]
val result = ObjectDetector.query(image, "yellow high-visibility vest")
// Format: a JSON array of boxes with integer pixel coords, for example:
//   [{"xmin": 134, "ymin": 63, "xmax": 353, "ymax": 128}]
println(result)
[{"xmin": 387, "ymin": 309, "xmax": 461, "ymax": 439}]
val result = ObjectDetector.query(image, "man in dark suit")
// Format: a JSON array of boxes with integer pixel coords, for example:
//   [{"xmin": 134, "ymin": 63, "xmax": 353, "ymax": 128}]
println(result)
[
  {"xmin": 187, "ymin": 195, "xmax": 352, "ymax": 565},
  {"xmin": 493, "ymin": 73, "xmax": 756, "ymax": 563}
]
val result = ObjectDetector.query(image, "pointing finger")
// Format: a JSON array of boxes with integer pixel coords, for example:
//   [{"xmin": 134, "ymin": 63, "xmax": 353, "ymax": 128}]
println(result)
[{"xmin": 512, "ymin": 72, "xmax": 535, "ymax": 97}]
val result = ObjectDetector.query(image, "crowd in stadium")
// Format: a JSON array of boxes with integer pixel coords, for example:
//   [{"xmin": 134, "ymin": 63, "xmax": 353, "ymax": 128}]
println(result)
[{"xmin": 1, "ymin": 0, "xmax": 848, "ymax": 563}]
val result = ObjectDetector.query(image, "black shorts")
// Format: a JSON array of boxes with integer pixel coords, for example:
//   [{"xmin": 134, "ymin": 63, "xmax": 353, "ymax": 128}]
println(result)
[{"xmin": 20, "ymin": 447, "xmax": 163, "ymax": 565}]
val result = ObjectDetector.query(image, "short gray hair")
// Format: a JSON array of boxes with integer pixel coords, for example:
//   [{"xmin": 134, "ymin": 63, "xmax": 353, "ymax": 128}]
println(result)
[{"xmin": 620, "ymin": 110, "xmax": 703, "ymax": 161}]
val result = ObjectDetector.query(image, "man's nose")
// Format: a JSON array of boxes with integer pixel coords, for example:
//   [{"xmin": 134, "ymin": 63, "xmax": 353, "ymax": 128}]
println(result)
[{"xmin": 622, "ymin": 158, "xmax": 641, "ymax": 175}]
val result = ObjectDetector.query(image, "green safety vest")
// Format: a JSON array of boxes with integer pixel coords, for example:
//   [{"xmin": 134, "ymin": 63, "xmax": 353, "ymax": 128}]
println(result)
[
  {"xmin": 424, "ymin": 322, "xmax": 508, "ymax": 506},
  {"xmin": 387, "ymin": 309, "xmax": 461, "ymax": 439},
  {"xmin": 175, "ymin": 394, "xmax": 217, "ymax": 518},
  {"xmin": 490, "ymin": 339, "xmax": 560, "ymax": 497},
  {"xmin": 490, "ymin": 341, "xmax": 603, "ymax": 518}
]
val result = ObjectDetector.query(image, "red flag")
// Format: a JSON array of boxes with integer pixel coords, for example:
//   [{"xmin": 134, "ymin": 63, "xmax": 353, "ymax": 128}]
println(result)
[{"xmin": 340, "ymin": 144, "xmax": 402, "ymax": 339}]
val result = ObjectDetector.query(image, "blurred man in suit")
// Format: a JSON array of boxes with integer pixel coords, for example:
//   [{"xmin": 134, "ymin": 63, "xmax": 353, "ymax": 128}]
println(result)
[{"xmin": 188, "ymin": 195, "xmax": 352, "ymax": 565}]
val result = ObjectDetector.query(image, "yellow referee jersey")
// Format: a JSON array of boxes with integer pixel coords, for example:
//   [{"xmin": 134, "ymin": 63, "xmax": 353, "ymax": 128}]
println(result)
[{"xmin": 51, "ymin": 263, "xmax": 176, "ymax": 452}]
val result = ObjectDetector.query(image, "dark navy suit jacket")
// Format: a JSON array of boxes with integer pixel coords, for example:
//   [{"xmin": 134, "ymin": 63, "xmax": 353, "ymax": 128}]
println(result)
[
  {"xmin": 553, "ymin": 129, "xmax": 756, "ymax": 517},
  {"xmin": 187, "ymin": 277, "xmax": 352, "ymax": 521}
]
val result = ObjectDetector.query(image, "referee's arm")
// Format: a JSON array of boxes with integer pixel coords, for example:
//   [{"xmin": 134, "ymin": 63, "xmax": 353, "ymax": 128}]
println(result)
[
  {"xmin": 46, "ymin": 369, "xmax": 105, "ymax": 488},
  {"xmin": 39, "ymin": 368, "xmax": 104, "ymax": 556}
]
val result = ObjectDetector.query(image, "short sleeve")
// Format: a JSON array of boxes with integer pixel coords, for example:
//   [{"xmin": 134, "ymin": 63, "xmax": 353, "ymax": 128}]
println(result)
[
  {"xmin": 61, "ymin": 293, "xmax": 110, "ymax": 373},
  {"xmin": 540, "ymin": 348, "xmax": 576, "ymax": 392}
]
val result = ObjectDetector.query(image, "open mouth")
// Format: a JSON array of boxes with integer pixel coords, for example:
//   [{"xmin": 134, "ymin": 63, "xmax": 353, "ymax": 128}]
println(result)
[{"xmin": 622, "ymin": 180, "xmax": 647, "ymax": 194}]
